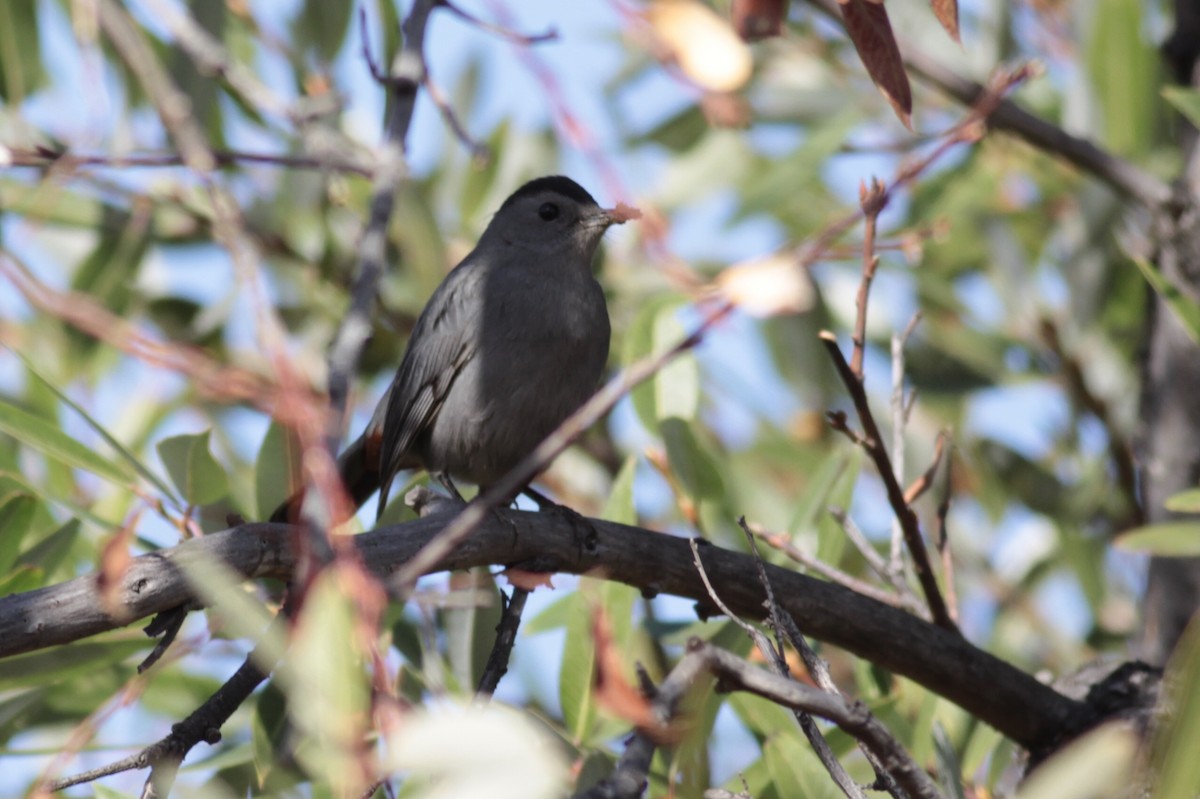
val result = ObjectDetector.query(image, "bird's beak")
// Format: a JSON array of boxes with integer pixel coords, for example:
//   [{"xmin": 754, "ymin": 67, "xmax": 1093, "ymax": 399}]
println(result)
[{"xmin": 582, "ymin": 203, "xmax": 642, "ymax": 229}]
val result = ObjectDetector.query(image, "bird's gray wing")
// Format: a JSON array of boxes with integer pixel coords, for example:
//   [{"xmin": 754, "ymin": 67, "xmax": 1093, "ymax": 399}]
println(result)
[{"xmin": 375, "ymin": 259, "xmax": 482, "ymax": 517}]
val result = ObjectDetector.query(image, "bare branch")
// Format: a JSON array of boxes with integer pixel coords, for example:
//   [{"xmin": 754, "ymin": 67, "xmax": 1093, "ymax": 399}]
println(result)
[
  {"xmin": 475, "ymin": 586, "xmax": 530, "ymax": 697},
  {"xmin": 0, "ymin": 512, "xmax": 1084, "ymax": 752},
  {"xmin": 820, "ymin": 331, "xmax": 957, "ymax": 633},
  {"xmin": 689, "ymin": 640, "xmax": 944, "ymax": 799},
  {"xmin": 440, "ymin": 0, "xmax": 558, "ymax": 45}
]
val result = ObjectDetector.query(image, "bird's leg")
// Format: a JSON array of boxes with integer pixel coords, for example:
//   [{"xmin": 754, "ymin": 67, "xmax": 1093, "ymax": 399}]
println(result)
[{"xmin": 433, "ymin": 472, "xmax": 469, "ymax": 505}]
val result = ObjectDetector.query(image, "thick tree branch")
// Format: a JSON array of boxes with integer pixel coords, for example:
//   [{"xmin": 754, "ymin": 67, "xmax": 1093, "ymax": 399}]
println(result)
[{"xmin": 0, "ymin": 509, "xmax": 1083, "ymax": 754}]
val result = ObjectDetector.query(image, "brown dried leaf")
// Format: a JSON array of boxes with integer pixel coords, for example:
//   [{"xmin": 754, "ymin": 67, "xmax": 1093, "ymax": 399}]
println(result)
[
  {"xmin": 838, "ymin": 0, "xmax": 913, "ymax": 129},
  {"xmin": 97, "ymin": 515, "xmax": 138, "ymax": 621},
  {"xmin": 591, "ymin": 608, "xmax": 657, "ymax": 729},
  {"xmin": 730, "ymin": 0, "xmax": 788, "ymax": 41},
  {"xmin": 930, "ymin": 0, "xmax": 960, "ymax": 43}
]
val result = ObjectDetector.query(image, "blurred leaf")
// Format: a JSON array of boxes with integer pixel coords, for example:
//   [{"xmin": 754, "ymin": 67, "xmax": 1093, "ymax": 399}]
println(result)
[
  {"xmin": 934, "ymin": 721, "xmax": 967, "ymax": 799},
  {"xmin": 441, "ymin": 568, "xmax": 501, "ymax": 693},
  {"xmin": 0, "ymin": 0, "xmax": 43, "ymax": 102},
  {"xmin": 10, "ymin": 347, "xmax": 176, "ymax": 501},
  {"xmin": 600, "ymin": 456, "xmax": 638, "ymax": 526},
  {"xmin": 293, "ymin": 0, "xmax": 353, "ymax": 62},
  {"xmin": 1115, "ymin": 522, "xmax": 1200, "ymax": 556},
  {"xmin": 157, "ymin": 430, "xmax": 228, "ymax": 506},
  {"xmin": 0, "ymin": 492, "xmax": 36, "ymax": 574},
  {"xmin": 524, "ymin": 591, "xmax": 574, "ymax": 635},
  {"xmin": 1151, "ymin": 615, "xmax": 1200, "ymax": 799},
  {"xmin": 659, "ymin": 417, "xmax": 728, "ymax": 508},
  {"xmin": 623, "ymin": 295, "xmax": 691, "ymax": 430},
  {"xmin": 630, "ymin": 103, "xmax": 710, "ymax": 152},
  {"xmin": 0, "ymin": 639, "xmax": 146, "ymax": 692},
  {"xmin": 1163, "ymin": 86, "xmax": 1200, "ymax": 128},
  {"xmin": 931, "ymin": 0, "xmax": 960, "ymax": 43},
  {"xmin": 560, "ymin": 579, "xmax": 638, "ymax": 747},
  {"xmin": 839, "ymin": 0, "xmax": 912, "ymax": 128},
  {"xmin": 169, "ymin": 1, "xmax": 226, "ymax": 144},
  {"xmin": 1015, "ymin": 723, "xmax": 1135, "ymax": 799},
  {"xmin": 255, "ymin": 421, "xmax": 303, "ymax": 520},
  {"xmin": 383, "ymin": 701, "xmax": 569, "ymax": 799},
  {"xmin": 1165, "ymin": 488, "xmax": 1200, "ymax": 513},
  {"xmin": 16, "ymin": 519, "xmax": 80, "ymax": 580},
  {"xmin": 1132, "ymin": 255, "xmax": 1200, "ymax": 345},
  {"xmin": 0, "ymin": 397, "xmax": 133, "ymax": 487},
  {"xmin": 1085, "ymin": 0, "xmax": 1162, "ymax": 156}
]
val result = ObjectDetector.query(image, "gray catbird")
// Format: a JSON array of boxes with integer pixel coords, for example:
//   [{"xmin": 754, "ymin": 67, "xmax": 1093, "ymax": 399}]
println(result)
[{"xmin": 273, "ymin": 176, "xmax": 635, "ymax": 523}]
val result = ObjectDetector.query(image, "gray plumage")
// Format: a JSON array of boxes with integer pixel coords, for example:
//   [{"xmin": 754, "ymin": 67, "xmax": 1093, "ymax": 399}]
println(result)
[
  {"xmin": 269, "ymin": 176, "xmax": 623, "ymax": 525},
  {"xmin": 370, "ymin": 176, "xmax": 619, "ymax": 519}
]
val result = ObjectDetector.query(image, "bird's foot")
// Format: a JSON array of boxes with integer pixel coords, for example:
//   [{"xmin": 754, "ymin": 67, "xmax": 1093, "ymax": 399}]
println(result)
[{"xmin": 522, "ymin": 487, "xmax": 599, "ymax": 554}]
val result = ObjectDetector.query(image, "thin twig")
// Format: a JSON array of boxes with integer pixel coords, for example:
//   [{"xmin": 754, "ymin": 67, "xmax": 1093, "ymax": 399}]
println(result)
[
  {"xmin": 141, "ymin": 0, "xmax": 339, "ymax": 125},
  {"xmin": 889, "ymin": 312, "xmax": 922, "ymax": 570},
  {"xmin": 439, "ymin": 0, "xmax": 558, "ymax": 45},
  {"xmin": 821, "ymin": 331, "xmax": 957, "ymax": 632},
  {"xmin": 688, "ymin": 640, "xmax": 945, "ymax": 799},
  {"xmin": 747, "ymin": 523, "xmax": 912, "ymax": 610},
  {"xmin": 475, "ymin": 587, "xmax": 530, "ymax": 696},
  {"xmin": 903, "ymin": 429, "xmax": 948, "ymax": 505},
  {"xmin": 934, "ymin": 441, "xmax": 959, "ymax": 624},
  {"xmin": 850, "ymin": 178, "xmax": 886, "ymax": 380},
  {"xmin": 694, "ymin": 536, "xmax": 867, "ymax": 799},
  {"xmin": 803, "ymin": 0, "xmax": 1171, "ymax": 209},
  {"xmin": 7, "ymin": 146, "xmax": 372, "ymax": 175},
  {"xmin": 1038, "ymin": 319, "xmax": 1142, "ymax": 525},
  {"xmin": 740, "ymin": 521, "xmax": 907, "ymax": 799},
  {"xmin": 574, "ymin": 655, "xmax": 710, "ymax": 799}
]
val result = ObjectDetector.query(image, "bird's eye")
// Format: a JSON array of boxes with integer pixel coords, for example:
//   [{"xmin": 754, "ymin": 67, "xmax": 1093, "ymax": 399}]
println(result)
[{"xmin": 538, "ymin": 202, "xmax": 560, "ymax": 221}]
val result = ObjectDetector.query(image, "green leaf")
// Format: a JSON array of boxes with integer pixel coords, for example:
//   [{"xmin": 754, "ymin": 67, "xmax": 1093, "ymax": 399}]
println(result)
[
  {"xmin": 293, "ymin": 0, "xmax": 353, "ymax": 63},
  {"xmin": 1165, "ymin": 487, "xmax": 1200, "ymax": 513},
  {"xmin": 659, "ymin": 417, "xmax": 727, "ymax": 504},
  {"xmin": 254, "ymin": 421, "xmax": 303, "ymax": 520},
  {"xmin": 1163, "ymin": 86, "xmax": 1200, "ymax": 128},
  {"xmin": 0, "ymin": 397, "xmax": 133, "ymax": 486},
  {"xmin": 0, "ymin": 0, "xmax": 43, "ymax": 102},
  {"xmin": 600, "ymin": 456, "xmax": 638, "ymax": 526},
  {"xmin": 0, "ymin": 492, "xmax": 37, "ymax": 574},
  {"xmin": 652, "ymin": 307, "xmax": 700, "ymax": 423},
  {"xmin": 1132, "ymin": 256, "xmax": 1200, "ymax": 346},
  {"xmin": 1015, "ymin": 723, "xmax": 1135, "ymax": 799},
  {"xmin": 251, "ymin": 680, "xmax": 290, "ymax": 788},
  {"xmin": 17, "ymin": 519, "xmax": 80, "ymax": 579},
  {"xmin": 157, "ymin": 430, "xmax": 229, "ymax": 506},
  {"xmin": 0, "ymin": 639, "xmax": 147, "ymax": 692},
  {"xmin": 523, "ymin": 591, "xmax": 574, "ymax": 635},
  {"xmin": 1085, "ymin": 0, "xmax": 1162, "ymax": 156},
  {"xmin": 622, "ymin": 296, "xmax": 694, "ymax": 430},
  {"xmin": 1152, "ymin": 616, "xmax": 1200, "ymax": 799},
  {"xmin": 7, "ymin": 347, "xmax": 176, "ymax": 502},
  {"xmin": 1115, "ymin": 522, "xmax": 1200, "ymax": 556},
  {"xmin": 441, "ymin": 568, "xmax": 501, "ymax": 693},
  {"xmin": 282, "ymin": 571, "xmax": 370, "ymax": 795}
]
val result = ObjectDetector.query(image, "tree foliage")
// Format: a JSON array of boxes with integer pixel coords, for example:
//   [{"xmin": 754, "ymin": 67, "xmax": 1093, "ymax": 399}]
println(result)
[{"xmin": 1, "ymin": 1, "xmax": 1199, "ymax": 798}]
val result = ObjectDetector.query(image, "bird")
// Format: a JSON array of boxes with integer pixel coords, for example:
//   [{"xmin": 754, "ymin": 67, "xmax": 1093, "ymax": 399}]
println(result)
[{"xmin": 272, "ymin": 175, "xmax": 636, "ymax": 524}]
